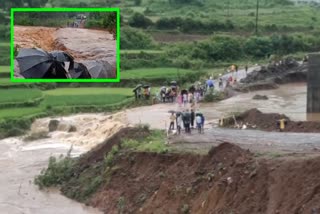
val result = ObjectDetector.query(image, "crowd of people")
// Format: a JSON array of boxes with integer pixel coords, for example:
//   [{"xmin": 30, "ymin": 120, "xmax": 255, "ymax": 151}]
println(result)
[
  {"xmin": 133, "ymin": 84, "xmax": 151, "ymax": 100},
  {"xmin": 169, "ymin": 110, "xmax": 205, "ymax": 134}
]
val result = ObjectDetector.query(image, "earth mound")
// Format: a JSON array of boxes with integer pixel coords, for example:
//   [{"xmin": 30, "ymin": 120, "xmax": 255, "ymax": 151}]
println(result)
[
  {"xmin": 224, "ymin": 108, "xmax": 320, "ymax": 132},
  {"xmin": 252, "ymin": 94, "xmax": 269, "ymax": 100},
  {"xmin": 38, "ymin": 127, "xmax": 320, "ymax": 214},
  {"xmin": 233, "ymin": 57, "xmax": 307, "ymax": 92}
]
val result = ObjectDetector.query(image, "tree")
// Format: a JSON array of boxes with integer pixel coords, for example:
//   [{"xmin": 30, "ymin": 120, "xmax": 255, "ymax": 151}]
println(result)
[
  {"xmin": 134, "ymin": 0, "xmax": 142, "ymax": 6},
  {"xmin": 128, "ymin": 13, "xmax": 153, "ymax": 28}
]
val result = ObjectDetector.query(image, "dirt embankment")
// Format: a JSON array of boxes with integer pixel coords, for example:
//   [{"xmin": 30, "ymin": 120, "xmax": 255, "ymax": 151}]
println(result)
[
  {"xmin": 233, "ymin": 58, "xmax": 307, "ymax": 92},
  {"xmin": 53, "ymin": 127, "xmax": 320, "ymax": 214},
  {"xmin": 224, "ymin": 108, "xmax": 320, "ymax": 132}
]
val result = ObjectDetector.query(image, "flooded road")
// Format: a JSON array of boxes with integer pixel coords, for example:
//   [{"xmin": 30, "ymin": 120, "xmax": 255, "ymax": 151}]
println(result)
[{"xmin": 125, "ymin": 83, "xmax": 309, "ymax": 129}]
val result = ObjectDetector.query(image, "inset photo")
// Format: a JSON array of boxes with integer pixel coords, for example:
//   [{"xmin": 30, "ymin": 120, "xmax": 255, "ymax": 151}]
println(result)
[{"xmin": 11, "ymin": 8, "xmax": 120, "ymax": 82}]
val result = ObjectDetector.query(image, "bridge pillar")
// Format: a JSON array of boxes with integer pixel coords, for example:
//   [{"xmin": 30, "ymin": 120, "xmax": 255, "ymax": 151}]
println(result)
[{"xmin": 307, "ymin": 53, "xmax": 320, "ymax": 113}]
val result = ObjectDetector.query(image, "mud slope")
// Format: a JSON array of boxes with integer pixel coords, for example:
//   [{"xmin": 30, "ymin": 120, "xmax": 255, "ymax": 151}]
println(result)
[
  {"xmin": 14, "ymin": 26, "xmax": 57, "ymax": 51},
  {"xmin": 51, "ymin": 128, "xmax": 320, "ymax": 214}
]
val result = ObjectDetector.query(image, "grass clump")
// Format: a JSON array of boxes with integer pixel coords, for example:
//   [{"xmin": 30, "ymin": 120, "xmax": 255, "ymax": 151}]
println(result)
[
  {"xmin": 122, "ymin": 129, "xmax": 169, "ymax": 153},
  {"xmin": 34, "ymin": 155, "xmax": 75, "ymax": 189},
  {"xmin": 104, "ymin": 145, "xmax": 120, "ymax": 167}
]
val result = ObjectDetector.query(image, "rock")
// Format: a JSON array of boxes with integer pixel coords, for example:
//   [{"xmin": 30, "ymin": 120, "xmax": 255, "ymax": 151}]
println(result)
[
  {"xmin": 252, "ymin": 94, "xmax": 269, "ymax": 100},
  {"xmin": 68, "ymin": 125, "xmax": 77, "ymax": 132},
  {"xmin": 48, "ymin": 119, "xmax": 60, "ymax": 132},
  {"xmin": 227, "ymin": 177, "xmax": 233, "ymax": 184}
]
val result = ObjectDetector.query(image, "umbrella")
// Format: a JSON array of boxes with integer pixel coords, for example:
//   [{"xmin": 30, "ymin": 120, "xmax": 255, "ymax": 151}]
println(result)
[
  {"xmin": 196, "ymin": 112, "xmax": 203, "ymax": 117},
  {"xmin": 189, "ymin": 85, "xmax": 195, "ymax": 92},
  {"xmin": 16, "ymin": 48, "xmax": 68, "ymax": 78},
  {"xmin": 69, "ymin": 62, "xmax": 91, "ymax": 79},
  {"xmin": 168, "ymin": 110, "xmax": 175, "ymax": 114},
  {"xmin": 50, "ymin": 51, "xmax": 74, "ymax": 62},
  {"xmin": 85, "ymin": 61, "xmax": 114, "ymax": 78},
  {"xmin": 50, "ymin": 51, "xmax": 74, "ymax": 70},
  {"xmin": 181, "ymin": 89, "xmax": 188, "ymax": 95},
  {"xmin": 133, "ymin": 84, "xmax": 143, "ymax": 92},
  {"xmin": 170, "ymin": 81, "xmax": 177, "ymax": 85}
]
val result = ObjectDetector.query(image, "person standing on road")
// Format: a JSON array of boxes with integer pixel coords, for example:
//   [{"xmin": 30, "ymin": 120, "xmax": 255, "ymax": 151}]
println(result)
[
  {"xmin": 183, "ymin": 93, "xmax": 188, "ymax": 107},
  {"xmin": 200, "ymin": 113, "xmax": 205, "ymax": 133},
  {"xmin": 196, "ymin": 114, "xmax": 202, "ymax": 134},
  {"xmin": 176, "ymin": 113, "xmax": 182, "ymax": 135},
  {"xmin": 169, "ymin": 113, "xmax": 176, "ymax": 131},
  {"xmin": 184, "ymin": 110, "xmax": 191, "ymax": 134},
  {"xmin": 219, "ymin": 78, "xmax": 223, "ymax": 88},
  {"xmin": 245, "ymin": 64, "xmax": 248, "ymax": 75},
  {"xmin": 190, "ymin": 109, "xmax": 195, "ymax": 129}
]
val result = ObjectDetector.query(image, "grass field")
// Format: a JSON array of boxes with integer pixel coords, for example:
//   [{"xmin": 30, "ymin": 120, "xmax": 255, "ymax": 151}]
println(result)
[
  {"xmin": 0, "ymin": 66, "xmax": 10, "ymax": 72},
  {"xmin": 121, "ymin": 68, "xmax": 194, "ymax": 79},
  {"xmin": 0, "ymin": 89, "xmax": 42, "ymax": 103},
  {"xmin": 121, "ymin": 50, "xmax": 164, "ymax": 54},
  {"xmin": 43, "ymin": 88, "xmax": 133, "ymax": 96},
  {"xmin": 0, "ymin": 87, "xmax": 135, "ymax": 119},
  {"xmin": 0, "ymin": 107, "xmax": 43, "ymax": 119}
]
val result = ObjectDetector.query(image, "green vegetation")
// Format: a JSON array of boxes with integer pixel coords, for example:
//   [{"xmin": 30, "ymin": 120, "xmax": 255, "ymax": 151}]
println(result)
[
  {"xmin": 121, "ymin": 67, "xmax": 193, "ymax": 79},
  {"xmin": 34, "ymin": 127, "xmax": 168, "ymax": 202},
  {"xmin": 0, "ymin": 66, "xmax": 10, "ymax": 72},
  {"xmin": 0, "ymin": 42, "xmax": 10, "ymax": 65},
  {"xmin": 0, "ymin": 87, "xmax": 133, "ymax": 120},
  {"xmin": 121, "ymin": 27, "xmax": 156, "ymax": 49},
  {"xmin": 0, "ymin": 89, "xmax": 42, "ymax": 103},
  {"xmin": 34, "ymin": 155, "xmax": 75, "ymax": 189},
  {"xmin": 122, "ymin": 129, "xmax": 168, "ymax": 153}
]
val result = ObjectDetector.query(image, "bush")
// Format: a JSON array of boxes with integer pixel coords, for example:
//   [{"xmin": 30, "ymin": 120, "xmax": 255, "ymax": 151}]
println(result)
[
  {"xmin": 203, "ymin": 90, "xmax": 225, "ymax": 102},
  {"xmin": 244, "ymin": 36, "xmax": 273, "ymax": 58},
  {"xmin": 128, "ymin": 12, "xmax": 153, "ymax": 28},
  {"xmin": 121, "ymin": 27, "xmax": 155, "ymax": 49},
  {"xmin": 34, "ymin": 156, "xmax": 75, "ymax": 189}
]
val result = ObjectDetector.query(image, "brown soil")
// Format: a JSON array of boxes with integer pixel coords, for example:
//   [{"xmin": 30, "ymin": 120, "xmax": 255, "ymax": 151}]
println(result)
[
  {"xmin": 14, "ymin": 26, "xmax": 57, "ymax": 51},
  {"xmin": 225, "ymin": 108, "xmax": 320, "ymax": 133},
  {"xmin": 56, "ymin": 127, "xmax": 320, "ymax": 214}
]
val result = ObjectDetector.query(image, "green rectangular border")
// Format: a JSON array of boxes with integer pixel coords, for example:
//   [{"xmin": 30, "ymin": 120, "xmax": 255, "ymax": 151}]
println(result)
[{"xmin": 10, "ymin": 7, "xmax": 120, "ymax": 83}]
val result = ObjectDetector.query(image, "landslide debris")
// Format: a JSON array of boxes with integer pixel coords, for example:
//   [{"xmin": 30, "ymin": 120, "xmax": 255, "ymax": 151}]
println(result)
[
  {"xmin": 234, "ymin": 57, "xmax": 307, "ymax": 92},
  {"xmin": 36, "ymin": 127, "xmax": 320, "ymax": 214},
  {"xmin": 223, "ymin": 108, "xmax": 320, "ymax": 133}
]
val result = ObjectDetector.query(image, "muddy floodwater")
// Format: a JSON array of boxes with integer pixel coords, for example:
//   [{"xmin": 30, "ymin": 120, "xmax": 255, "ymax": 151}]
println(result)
[{"xmin": 0, "ymin": 137, "xmax": 102, "ymax": 214}]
